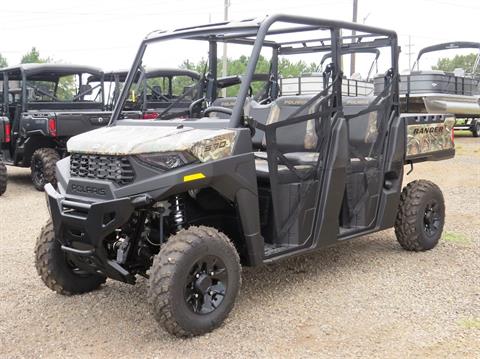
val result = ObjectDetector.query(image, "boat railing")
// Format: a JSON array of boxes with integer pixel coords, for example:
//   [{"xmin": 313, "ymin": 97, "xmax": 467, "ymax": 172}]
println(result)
[{"xmin": 280, "ymin": 75, "xmax": 373, "ymax": 97}]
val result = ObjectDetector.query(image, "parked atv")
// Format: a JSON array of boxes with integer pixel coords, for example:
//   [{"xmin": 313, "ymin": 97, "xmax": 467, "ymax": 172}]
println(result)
[
  {"xmin": 92, "ymin": 68, "xmax": 201, "ymax": 116},
  {"xmin": 35, "ymin": 15, "xmax": 455, "ymax": 337},
  {"xmin": 0, "ymin": 64, "xmax": 111, "ymax": 190}
]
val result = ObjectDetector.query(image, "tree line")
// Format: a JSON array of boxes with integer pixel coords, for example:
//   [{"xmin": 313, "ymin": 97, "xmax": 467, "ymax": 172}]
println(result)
[{"xmin": 0, "ymin": 47, "xmax": 477, "ymax": 100}]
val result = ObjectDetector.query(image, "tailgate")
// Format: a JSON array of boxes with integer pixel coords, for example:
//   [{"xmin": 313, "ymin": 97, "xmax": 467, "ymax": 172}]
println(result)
[{"xmin": 404, "ymin": 114, "xmax": 455, "ymax": 163}]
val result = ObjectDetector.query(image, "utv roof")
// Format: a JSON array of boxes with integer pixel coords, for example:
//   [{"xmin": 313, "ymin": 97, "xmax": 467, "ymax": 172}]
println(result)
[
  {"xmin": 0, "ymin": 63, "xmax": 103, "ymax": 81},
  {"xmin": 417, "ymin": 41, "xmax": 480, "ymax": 60},
  {"xmin": 143, "ymin": 14, "xmax": 397, "ymax": 52}
]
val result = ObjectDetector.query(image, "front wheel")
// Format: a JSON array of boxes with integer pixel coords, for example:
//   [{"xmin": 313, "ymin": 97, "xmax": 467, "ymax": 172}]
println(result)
[
  {"xmin": 148, "ymin": 226, "xmax": 241, "ymax": 337},
  {"xmin": 0, "ymin": 161, "xmax": 6, "ymax": 196},
  {"xmin": 35, "ymin": 220, "xmax": 106, "ymax": 295},
  {"xmin": 395, "ymin": 180, "xmax": 445, "ymax": 251},
  {"xmin": 31, "ymin": 148, "xmax": 60, "ymax": 191}
]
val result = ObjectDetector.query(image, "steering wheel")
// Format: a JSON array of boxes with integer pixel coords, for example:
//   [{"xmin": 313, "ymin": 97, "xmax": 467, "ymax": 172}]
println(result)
[
  {"xmin": 203, "ymin": 106, "xmax": 233, "ymax": 117},
  {"xmin": 188, "ymin": 97, "xmax": 206, "ymax": 118},
  {"xmin": 258, "ymin": 96, "xmax": 272, "ymax": 105}
]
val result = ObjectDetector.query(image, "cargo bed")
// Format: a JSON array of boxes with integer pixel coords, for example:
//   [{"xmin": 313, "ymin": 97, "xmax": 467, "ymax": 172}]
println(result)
[{"xmin": 403, "ymin": 113, "xmax": 455, "ymax": 163}]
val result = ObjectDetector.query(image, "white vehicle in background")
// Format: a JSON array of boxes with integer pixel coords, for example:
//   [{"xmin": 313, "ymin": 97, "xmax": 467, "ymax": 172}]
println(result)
[{"xmin": 375, "ymin": 42, "xmax": 480, "ymax": 137}]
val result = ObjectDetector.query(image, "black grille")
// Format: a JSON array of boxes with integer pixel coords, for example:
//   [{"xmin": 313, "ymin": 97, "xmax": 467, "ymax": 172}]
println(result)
[{"xmin": 70, "ymin": 154, "xmax": 134, "ymax": 185}]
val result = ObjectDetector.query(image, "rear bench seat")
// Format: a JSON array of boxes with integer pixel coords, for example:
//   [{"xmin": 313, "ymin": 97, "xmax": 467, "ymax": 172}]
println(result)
[
  {"xmin": 253, "ymin": 95, "xmax": 379, "ymax": 181},
  {"xmin": 211, "ymin": 95, "xmax": 379, "ymax": 181}
]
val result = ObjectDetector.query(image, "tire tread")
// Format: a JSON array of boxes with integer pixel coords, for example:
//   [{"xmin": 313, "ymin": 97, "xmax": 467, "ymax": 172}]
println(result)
[
  {"xmin": 31, "ymin": 148, "xmax": 60, "ymax": 191},
  {"xmin": 148, "ymin": 225, "xmax": 241, "ymax": 337},
  {"xmin": 394, "ymin": 179, "xmax": 444, "ymax": 251}
]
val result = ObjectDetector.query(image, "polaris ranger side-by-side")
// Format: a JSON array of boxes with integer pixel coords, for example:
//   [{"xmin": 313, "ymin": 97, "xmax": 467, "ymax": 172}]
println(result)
[
  {"xmin": 0, "ymin": 64, "xmax": 111, "ymax": 191},
  {"xmin": 35, "ymin": 15, "xmax": 454, "ymax": 337}
]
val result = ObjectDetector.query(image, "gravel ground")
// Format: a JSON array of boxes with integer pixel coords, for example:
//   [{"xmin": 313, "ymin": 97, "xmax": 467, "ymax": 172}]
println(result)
[{"xmin": 0, "ymin": 136, "xmax": 479, "ymax": 359}]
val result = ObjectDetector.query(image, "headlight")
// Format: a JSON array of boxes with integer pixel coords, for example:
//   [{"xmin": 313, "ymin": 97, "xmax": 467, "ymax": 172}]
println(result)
[{"xmin": 136, "ymin": 151, "xmax": 198, "ymax": 170}]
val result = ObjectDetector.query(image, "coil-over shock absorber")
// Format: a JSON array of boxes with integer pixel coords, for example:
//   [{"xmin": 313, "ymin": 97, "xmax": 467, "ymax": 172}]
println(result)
[{"xmin": 170, "ymin": 194, "xmax": 186, "ymax": 231}]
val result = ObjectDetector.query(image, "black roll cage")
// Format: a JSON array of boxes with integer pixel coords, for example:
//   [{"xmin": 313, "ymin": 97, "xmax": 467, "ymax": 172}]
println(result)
[
  {"xmin": 0, "ymin": 64, "xmax": 105, "ymax": 113},
  {"xmin": 109, "ymin": 14, "xmax": 399, "ymax": 128}
]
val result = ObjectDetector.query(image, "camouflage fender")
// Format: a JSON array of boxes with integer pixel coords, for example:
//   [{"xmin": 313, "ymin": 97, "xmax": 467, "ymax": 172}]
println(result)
[{"xmin": 406, "ymin": 115, "xmax": 455, "ymax": 158}]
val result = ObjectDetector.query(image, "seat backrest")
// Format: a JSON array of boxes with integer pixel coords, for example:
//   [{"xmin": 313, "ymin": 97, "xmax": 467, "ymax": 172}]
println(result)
[
  {"xmin": 343, "ymin": 96, "xmax": 378, "ymax": 157},
  {"xmin": 263, "ymin": 95, "xmax": 319, "ymax": 152},
  {"xmin": 247, "ymin": 100, "xmax": 273, "ymax": 149}
]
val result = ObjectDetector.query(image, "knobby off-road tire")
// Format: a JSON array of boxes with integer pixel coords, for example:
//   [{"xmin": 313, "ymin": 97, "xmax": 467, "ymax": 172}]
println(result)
[
  {"xmin": 394, "ymin": 180, "xmax": 445, "ymax": 251},
  {"xmin": 31, "ymin": 148, "xmax": 60, "ymax": 191},
  {"xmin": 0, "ymin": 161, "xmax": 6, "ymax": 196},
  {"xmin": 35, "ymin": 220, "xmax": 106, "ymax": 295},
  {"xmin": 148, "ymin": 226, "xmax": 241, "ymax": 337}
]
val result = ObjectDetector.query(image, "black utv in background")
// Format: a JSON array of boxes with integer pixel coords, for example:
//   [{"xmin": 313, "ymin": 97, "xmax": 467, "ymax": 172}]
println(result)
[
  {"xmin": 94, "ymin": 68, "xmax": 201, "ymax": 117},
  {"xmin": 0, "ymin": 64, "xmax": 111, "ymax": 190}
]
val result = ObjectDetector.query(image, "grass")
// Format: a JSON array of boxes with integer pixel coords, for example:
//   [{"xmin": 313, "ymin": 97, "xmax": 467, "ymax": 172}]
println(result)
[
  {"xmin": 459, "ymin": 318, "xmax": 480, "ymax": 330},
  {"xmin": 442, "ymin": 231, "xmax": 471, "ymax": 245}
]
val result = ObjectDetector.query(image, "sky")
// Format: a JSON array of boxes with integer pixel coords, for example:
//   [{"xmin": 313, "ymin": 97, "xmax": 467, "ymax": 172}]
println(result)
[{"xmin": 1, "ymin": 0, "xmax": 479, "ymax": 73}]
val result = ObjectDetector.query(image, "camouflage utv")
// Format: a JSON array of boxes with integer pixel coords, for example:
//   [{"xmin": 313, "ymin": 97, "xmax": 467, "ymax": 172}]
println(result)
[{"xmin": 35, "ymin": 15, "xmax": 454, "ymax": 337}]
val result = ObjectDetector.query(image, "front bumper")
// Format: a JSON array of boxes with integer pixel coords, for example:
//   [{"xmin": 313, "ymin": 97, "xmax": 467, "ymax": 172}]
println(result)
[{"xmin": 45, "ymin": 183, "xmax": 138, "ymax": 283}]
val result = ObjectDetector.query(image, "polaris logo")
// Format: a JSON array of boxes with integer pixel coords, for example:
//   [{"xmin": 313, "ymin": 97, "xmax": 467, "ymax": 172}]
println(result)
[
  {"xmin": 413, "ymin": 126, "xmax": 444, "ymax": 135},
  {"xmin": 71, "ymin": 184, "xmax": 107, "ymax": 196}
]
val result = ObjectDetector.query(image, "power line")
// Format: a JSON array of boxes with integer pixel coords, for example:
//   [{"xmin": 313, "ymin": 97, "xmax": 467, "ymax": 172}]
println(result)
[
  {"xmin": 405, "ymin": 35, "xmax": 415, "ymax": 70},
  {"xmin": 350, "ymin": 0, "xmax": 358, "ymax": 76},
  {"xmin": 221, "ymin": 0, "xmax": 230, "ymax": 97}
]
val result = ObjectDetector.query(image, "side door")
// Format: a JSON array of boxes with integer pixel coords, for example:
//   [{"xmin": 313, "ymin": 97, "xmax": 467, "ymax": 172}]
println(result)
[{"xmin": 262, "ymin": 66, "xmax": 347, "ymax": 255}]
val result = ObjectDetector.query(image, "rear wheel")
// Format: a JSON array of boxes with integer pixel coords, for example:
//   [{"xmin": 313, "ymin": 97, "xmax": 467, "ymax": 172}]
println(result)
[
  {"xmin": 395, "ymin": 180, "xmax": 445, "ymax": 251},
  {"xmin": 472, "ymin": 120, "xmax": 480, "ymax": 137},
  {"xmin": 31, "ymin": 148, "xmax": 60, "ymax": 191},
  {"xmin": 35, "ymin": 219, "xmax": 106, "ymax": 295},
  {"xmin": 148, "ymin": 226, "xmax": 241, "ymax": 337},
  {"xmin": 0, "ymin": 161, "xmax": 6, "ymax": 196}
]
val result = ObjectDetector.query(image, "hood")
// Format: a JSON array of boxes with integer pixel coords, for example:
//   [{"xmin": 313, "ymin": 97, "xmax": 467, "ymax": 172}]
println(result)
[{"xmin": 67, "ymin": 125, "xmax": 237, "ymax": 162}]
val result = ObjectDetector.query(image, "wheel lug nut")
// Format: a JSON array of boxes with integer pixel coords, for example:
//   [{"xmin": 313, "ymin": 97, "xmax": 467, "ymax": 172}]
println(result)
[
  {"xmin": 196, "ymin": 274, "xmax": 200, "ymax": 278},
  {"xmin": 210, "ymin": 272, "xmax": 214, "ymax": 276}
]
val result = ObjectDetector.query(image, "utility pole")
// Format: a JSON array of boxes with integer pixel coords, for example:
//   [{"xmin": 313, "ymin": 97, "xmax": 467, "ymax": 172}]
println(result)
[
  {"xmin": 222, "ymin": 0, "xmax": 230, "ymax": 97},
  {"xmin": 350, "ymin": 0, "xmax": 358, "ymax": 76},
  {"xmin": 406, "ymin": 35, "xmax": 415, "ymax": 70}
]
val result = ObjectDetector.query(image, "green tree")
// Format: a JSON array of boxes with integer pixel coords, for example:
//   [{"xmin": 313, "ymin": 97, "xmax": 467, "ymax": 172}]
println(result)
[
  {"xmin": 56, "ymin": 75, "xmax": 77, "ymax": 101},
  {"xmin": 432, "ymin": 53, "xmax": 479, "ymax": 74},
  {"xmin": 20, "ymin": 47, "xmax": 51, "ymax": 64},
  {"xmin": 20, "ymin": 47, "xmax": 77, "ymax": 101},
  {"xmin": 0, "ymin": 53, "xmax": 8, "ymax": 68},
  {"xmin": 179, "ymin": 55, "xmax": 319, "ymax": 96}
]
